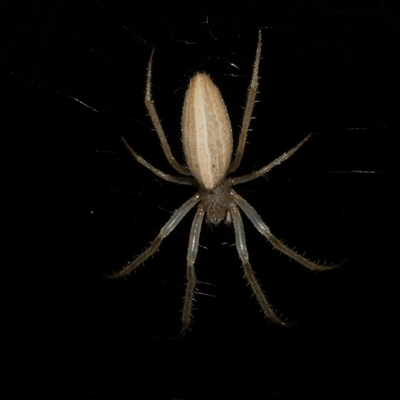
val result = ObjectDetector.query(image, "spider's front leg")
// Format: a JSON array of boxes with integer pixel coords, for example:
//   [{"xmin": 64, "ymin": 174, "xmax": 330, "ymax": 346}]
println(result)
[
  {"xmin": 233, "ymin": 190, "xmax": 346, "ymax": 271},
  {"xmin": 229, "ymin": 203, "xmax": 289, "ymax": 325},
  {"xmin": 105, "ymin": 194, "xmax": 200, "ymax": 279},
  {"xmin": 181, "ymin": 204, "xmax": 205, "ymax": 333}
]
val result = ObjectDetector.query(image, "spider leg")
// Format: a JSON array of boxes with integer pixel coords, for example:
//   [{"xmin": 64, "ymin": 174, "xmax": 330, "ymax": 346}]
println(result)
[
  {"xmin": 145, "ymin": 49, "xmax": 191, "ymax": 176},
  {"xmin": 105, "ymin": 194, "xmax": 200, "ymax": 279},
  {"xmin": 231, "ymin": 133, "xmax": 311, "ymax": 185},
  {"xmin": 229, "ymin": 30, "xmax": 262, "ymax": 173},
  {"xmin": 232, "ymin": 190, "xmax": 346, "ymax": 271},
  {"xmin": 181, "ymin": 204, "xmax": 205, "ymax": 332},
  {"xmin": 229, "ymin": 202, "xmax": 288, "ymax": 325},
  {"xmin": 121, "ymin": 136, "xmax": 195, "ymax": 185}
]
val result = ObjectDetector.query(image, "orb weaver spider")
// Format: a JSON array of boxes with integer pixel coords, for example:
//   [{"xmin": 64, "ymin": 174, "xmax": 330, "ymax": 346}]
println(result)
[{"xmin": 107, "ymin": 30, "xmax": 345, "ymax": 331}]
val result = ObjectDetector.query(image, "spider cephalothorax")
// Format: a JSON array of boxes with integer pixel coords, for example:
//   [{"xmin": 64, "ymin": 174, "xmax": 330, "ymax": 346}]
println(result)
[{"xmin": 199, "ymin": 181, "xmax": 233, "ymax": 225}]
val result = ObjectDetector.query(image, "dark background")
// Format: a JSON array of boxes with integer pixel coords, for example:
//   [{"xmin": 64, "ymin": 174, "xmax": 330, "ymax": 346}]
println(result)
[{"xmin": 1, "ymin": 1, "xmax": 400, "ymax": 399}]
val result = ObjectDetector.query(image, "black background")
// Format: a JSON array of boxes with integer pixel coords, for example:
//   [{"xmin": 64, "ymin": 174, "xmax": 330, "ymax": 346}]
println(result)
[{"xmin": 1, "ymin": 1, "xmax": 400, "ymax": 399}]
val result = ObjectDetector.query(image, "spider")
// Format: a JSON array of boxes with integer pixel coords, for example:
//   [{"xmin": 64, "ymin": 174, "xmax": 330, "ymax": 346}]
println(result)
[{"xmin": 107, "ymin": 30, "xmax": 345, "ymax": 331}]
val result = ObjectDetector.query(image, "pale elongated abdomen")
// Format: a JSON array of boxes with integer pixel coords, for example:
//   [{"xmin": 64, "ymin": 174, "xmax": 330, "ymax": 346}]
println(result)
[{"xmin": 182, "ymin": 73, "xmax": 233, "ymax": 190}]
